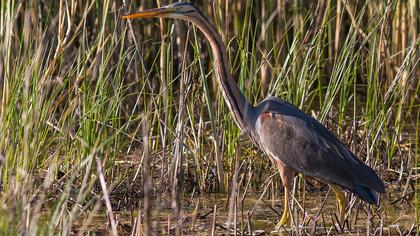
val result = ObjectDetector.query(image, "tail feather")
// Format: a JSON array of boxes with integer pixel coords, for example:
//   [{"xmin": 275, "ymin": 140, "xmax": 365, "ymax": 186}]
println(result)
[
  {"xmin": 358, "ymin": 164, "xmax": 385, "ymax": 194},
  {"xmin": 354, "ymin": 185, "xmax": 379, "ymax": 205}
]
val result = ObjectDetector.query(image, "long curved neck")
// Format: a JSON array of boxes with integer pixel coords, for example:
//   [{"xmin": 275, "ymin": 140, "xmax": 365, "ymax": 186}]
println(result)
[{"xmin": 184, "ymin": 12, "xmax": 254, "ymax": 133}]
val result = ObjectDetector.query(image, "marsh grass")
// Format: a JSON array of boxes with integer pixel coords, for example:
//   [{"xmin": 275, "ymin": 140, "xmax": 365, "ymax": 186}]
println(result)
[{"xmin": 0, "ymin": 0, "xmax": 419, "ymax": 235}]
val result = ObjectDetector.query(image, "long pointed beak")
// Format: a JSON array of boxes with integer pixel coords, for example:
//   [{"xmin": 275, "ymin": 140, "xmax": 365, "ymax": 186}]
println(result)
[{"xmin": 121, "ymin": 7, "xmax": 174, "ymax": 19}]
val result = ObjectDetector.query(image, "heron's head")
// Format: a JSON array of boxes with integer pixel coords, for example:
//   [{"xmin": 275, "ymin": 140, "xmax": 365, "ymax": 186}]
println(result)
[{"xmin": 122, "ymin": 2, "xmax": 198, "ymax": 20}]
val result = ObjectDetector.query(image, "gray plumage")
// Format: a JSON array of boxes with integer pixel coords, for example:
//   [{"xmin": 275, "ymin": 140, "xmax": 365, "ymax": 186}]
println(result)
[{"xmin": 253, "ymin": 97, "xmax": 385, "ymax": 204}]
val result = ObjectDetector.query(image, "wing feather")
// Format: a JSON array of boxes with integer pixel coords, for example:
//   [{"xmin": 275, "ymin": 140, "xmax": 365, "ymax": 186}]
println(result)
[{"xmin": 254, "ymin": 97, "xmax": 385, "ymax": 203}]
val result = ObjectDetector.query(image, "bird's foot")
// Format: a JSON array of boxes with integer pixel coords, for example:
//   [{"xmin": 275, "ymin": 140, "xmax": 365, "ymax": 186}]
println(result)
[{"xmin": 274, "ymin": 210, "xmax": 290, "ymax": 230}]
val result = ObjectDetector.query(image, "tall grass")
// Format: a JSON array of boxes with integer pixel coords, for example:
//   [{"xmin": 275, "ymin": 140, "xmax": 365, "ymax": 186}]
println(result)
[{"xmin": 0, "ymin": 0, "xmax": 419, "ymax": 234}]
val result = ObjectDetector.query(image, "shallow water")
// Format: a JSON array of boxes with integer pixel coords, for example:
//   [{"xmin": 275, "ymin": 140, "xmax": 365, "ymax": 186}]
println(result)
[
  {"xmin": 166, "ymin": 194, "xmax": 414, "ymax": 235},
  {"xmin": 83, "ymin": 189, "xmax": 415, "ymax": 235}
]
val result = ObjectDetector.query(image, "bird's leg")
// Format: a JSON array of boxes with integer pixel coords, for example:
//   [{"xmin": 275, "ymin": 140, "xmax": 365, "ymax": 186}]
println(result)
[
  {"xmin": 276, "ymin": 185, "xmax": 290, "ymax": 228},
  {"xmin": 274, "ymin": 161, "xmax": 294, "ymax": 230},
  {"xmin": 331, "ymin": 185, "xmax": 346, "ymax": 224}
]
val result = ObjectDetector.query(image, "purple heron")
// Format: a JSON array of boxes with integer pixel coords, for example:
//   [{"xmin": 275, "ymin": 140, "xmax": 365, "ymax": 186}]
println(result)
[{"xmin": 122, "ymin": 2, "xmax": 385, "ymax": 229}]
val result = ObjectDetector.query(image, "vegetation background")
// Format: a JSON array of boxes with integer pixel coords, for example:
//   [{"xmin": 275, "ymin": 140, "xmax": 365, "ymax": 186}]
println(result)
[{"xmin": 0, "ymin": 0, "xmax": 419, "ymax": 234}]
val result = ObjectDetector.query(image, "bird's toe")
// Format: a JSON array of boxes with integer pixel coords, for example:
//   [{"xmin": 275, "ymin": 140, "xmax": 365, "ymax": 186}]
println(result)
[{"xmin": 275, "ymin": 211, "xmax": 290, "ymax": 230}]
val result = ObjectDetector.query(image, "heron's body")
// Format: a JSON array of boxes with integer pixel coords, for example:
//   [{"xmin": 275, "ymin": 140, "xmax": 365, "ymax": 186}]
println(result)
[
  {"xmin": 253, "ymin": 97, "xmax": 383, "ymax": 204},
  {"xmin": 122, "ymin": 2, "xmax": 385, "ymax": 228}
]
